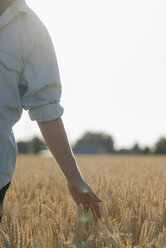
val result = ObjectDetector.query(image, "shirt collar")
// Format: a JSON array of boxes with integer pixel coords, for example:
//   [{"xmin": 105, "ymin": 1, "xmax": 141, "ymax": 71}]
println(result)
[
  {"xmin": 0, "ymin": 0, "xmax": 28, "ymax": 28},
  {"xmin": 13, "ymin": 0, "xmax": 28, "ymax": 14}
]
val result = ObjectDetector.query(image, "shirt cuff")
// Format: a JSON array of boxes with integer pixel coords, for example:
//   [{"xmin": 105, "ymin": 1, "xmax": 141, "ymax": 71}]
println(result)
[{"xmin": 29, "ymin": 102, "xmax": 64, "ymax": 122}]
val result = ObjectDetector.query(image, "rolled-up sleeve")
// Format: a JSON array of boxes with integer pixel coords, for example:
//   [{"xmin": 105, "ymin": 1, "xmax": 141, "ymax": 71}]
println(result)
[{"xmin": 20, "ymin": 29, "xmax": 64, "ymax": 122}]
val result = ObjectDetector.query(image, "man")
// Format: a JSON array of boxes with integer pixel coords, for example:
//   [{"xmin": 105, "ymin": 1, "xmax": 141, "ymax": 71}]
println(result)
[{"xmin": 0, "ymin": 0, "xmax": 102, "ymax": 223}]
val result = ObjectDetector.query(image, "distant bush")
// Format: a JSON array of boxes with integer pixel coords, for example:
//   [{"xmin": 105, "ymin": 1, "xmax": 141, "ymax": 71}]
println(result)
[{"xmin": 17, "ymin": 137, "xmax": 46, "ymax": 154}]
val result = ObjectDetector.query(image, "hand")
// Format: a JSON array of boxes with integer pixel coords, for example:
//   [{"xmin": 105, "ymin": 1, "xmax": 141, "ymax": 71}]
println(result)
[{"xmin": 67, "ymin": 178, "xmax": 102, "ymax": 222}]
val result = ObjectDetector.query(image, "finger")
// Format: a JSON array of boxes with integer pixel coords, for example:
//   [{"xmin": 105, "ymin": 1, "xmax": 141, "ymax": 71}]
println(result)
[
  {"xmin": 90, "ymin": 202, "xmax": 98, "ymax": 222},
  {"xmin": 90, "ymin": 201, "xmax": 102, "ymax": 222},
  {"xmin": 87, "ymin": 192, "xmax": 102, "ymax": 202},
  {"xmin": 77, "ymin": 202, "xmax": 84, "ymax": 211},
  {"xmin": 92, "ymin": 201, "xmax": 102, "ymax": 219},
  {"xmin": 82, "ymin": 202, "xmax": 90, "ymax": 212}
]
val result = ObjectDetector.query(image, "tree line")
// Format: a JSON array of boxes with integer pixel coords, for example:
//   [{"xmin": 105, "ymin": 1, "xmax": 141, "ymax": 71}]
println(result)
[{"xmin": 17, "ymin": 131, "xmax": 166, "ymax": 155}]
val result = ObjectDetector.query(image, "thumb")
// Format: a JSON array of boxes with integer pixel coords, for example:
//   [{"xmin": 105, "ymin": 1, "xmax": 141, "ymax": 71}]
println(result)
[{"xmin": 88, "ymin": 191, "xmax": 102, "ymax": 202}]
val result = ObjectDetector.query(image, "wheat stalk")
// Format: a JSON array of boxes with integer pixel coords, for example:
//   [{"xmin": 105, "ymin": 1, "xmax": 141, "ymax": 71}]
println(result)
[{"xmin": 0, "ymin": 228, "xmax": 11, "ymax": 248}]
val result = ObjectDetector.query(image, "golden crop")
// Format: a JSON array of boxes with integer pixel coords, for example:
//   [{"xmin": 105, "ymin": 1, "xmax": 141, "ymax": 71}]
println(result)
[{"xmin": 0, "ymin": 154, "xmax": 166, "ymax": 248}]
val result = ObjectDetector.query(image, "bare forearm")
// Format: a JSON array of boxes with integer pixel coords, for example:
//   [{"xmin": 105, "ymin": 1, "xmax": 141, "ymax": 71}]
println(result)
[{"xmin": 37, "ymin": 117, "xmax": 83, "ymax": 182}]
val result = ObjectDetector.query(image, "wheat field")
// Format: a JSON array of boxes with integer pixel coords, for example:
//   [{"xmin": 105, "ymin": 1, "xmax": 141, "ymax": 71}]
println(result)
[{"xmin": 0, "ymin": 154, "xmax": 166, "ymax": 248}]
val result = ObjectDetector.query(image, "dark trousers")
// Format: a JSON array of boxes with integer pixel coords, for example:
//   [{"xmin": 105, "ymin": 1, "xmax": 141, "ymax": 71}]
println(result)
[{"xmin": 0, "ymin": 182, "xmax": 11, "ymax": 222}]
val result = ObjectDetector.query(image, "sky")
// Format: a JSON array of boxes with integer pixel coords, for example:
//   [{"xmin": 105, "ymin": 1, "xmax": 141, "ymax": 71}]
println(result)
[{"xmin": 13, "ymin": 0, "xmax": 166, "ymax": 150}]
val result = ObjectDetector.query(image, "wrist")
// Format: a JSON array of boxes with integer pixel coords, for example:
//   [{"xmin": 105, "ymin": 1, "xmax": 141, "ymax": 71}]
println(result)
[{"xmin": 62, "ymin": 156, "xmax": 84, "ymax": 183}]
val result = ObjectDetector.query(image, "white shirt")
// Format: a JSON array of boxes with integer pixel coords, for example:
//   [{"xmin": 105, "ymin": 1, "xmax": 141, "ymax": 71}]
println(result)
[{"xmin": 0, "ymin": 0, "xmax": 64, "ymax": 189}]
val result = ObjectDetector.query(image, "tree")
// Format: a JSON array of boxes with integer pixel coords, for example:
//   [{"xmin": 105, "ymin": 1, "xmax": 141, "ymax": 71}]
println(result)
[
  {"xmin": 17, "ymin": 141, "xmax": 29, "ymax": 153},
  {"xmin": 28, "ymin": 137, "xmax": 46, "ymax": 154},
  {"xmin": 17, "ymin": 137, "xmax": 46, "ymax": 154},
  {"xmin": 142, "ymin": 147, "xmax": 151, "ymax": 154},
  {"xmin": 73, "ymin": 131, "xmax": 114, "ymax": 154},
  {"xmin": 130, "ymin": 143, "xmax": 142, "ymax": 154},
  {"xmin": 154, "ymin": 137, "xmax": 166, "ymax": 154}
]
